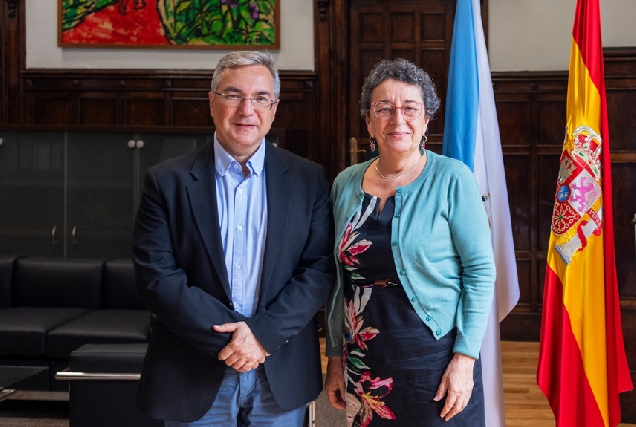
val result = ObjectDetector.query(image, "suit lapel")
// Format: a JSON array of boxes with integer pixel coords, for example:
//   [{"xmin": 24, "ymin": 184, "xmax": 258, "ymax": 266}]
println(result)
[
  {"xmin": 260, "ymin": 144, "xmax": 291, "ymax": 297},
  {"xmin": 186, "ymin": 144, "xmax": 231, "ymax": 299}
]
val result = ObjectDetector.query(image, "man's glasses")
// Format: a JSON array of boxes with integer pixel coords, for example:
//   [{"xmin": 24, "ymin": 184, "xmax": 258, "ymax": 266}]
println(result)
[
  {"xmin": 213, "ymin": 92, "xmax": 277, "ymax": 111},
  {"xmin": 372, "ymin": 101, "xmax": 424, "ymax": 121}
]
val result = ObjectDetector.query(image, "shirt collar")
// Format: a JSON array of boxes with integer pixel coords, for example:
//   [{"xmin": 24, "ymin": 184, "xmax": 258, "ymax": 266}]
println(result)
[{"xmin": 213, "ymin": 134, "xmax": 266, "ymax": 177}]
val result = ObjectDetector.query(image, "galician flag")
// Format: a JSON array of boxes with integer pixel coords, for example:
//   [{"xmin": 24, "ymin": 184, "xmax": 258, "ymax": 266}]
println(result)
[
  {"xmin": 442, "ymin": 0, "xmax": 520, "ymax": 426},
  {"xmin": 537, "ymin": 0, "xmax": 633, "ymax": 426}
]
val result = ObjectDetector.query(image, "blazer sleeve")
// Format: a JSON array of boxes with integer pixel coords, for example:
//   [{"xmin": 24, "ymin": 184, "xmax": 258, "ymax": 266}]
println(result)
[
  {"xmin": 133, "ymin": 167, "xmax": 246, "ymax": 356},
  {"xmin": 245, "ymin": 165, "xmax": 335, "ymax": 353}
]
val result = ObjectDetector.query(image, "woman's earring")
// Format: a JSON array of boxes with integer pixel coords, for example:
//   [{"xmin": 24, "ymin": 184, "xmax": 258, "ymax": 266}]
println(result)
[
  {"xmin": 419, "ymin": 135, "xmax": 427, "ymax": 155},
  {"xmin": 369, "ymin": 137, "xmax": 379, "ymax": 157}
]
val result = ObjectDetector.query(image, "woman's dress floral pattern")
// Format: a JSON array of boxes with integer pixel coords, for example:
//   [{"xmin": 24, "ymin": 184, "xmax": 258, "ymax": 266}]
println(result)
[{"xmin": 338, "ymin": 197, "xmax": 396, "ymax": 427}]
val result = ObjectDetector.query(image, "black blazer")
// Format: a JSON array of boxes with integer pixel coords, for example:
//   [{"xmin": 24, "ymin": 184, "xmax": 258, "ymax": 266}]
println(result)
[{"xmin": 132, "ymin": 142, "xmax": 335, "ymax": 422}]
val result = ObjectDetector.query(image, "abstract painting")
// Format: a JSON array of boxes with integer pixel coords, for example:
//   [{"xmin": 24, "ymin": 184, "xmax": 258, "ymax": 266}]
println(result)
[{"xmin": 59, "ymin": 0, "xmax": 279, "ymax": 49}]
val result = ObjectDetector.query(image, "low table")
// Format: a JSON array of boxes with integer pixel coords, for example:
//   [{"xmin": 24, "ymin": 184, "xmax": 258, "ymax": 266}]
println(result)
[{"xmin": 0, "ymin": 366, "xmax": 47, "ymax": 402}]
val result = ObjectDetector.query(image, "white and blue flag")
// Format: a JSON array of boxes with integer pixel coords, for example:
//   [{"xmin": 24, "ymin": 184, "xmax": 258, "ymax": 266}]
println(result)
[{"xmin": 442, "ymin": 0, "xmax": 520, "ymax": 426}]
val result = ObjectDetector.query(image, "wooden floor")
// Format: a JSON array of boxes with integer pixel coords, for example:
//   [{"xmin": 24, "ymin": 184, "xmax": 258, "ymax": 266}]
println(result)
[
  {"xmin": 500, "ymin": 341, "xmax": 636, "ymax": 427},
  {"xmin": 1, "ymin": 340, "xmax": 634, "ymax": 426},
  {"xmin": 321, "ymin": 339, "xmax": 636, "ymax": 427}
]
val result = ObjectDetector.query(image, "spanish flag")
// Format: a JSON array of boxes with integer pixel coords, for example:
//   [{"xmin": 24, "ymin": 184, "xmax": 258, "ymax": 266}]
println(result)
[{"xmin": 537, "ymin": 0, "xmax": 633, "ymax": 426}]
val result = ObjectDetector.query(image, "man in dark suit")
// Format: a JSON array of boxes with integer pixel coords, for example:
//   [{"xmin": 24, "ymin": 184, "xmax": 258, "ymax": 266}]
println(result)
[{"xmin": 132, "ymin": 51, "xmax": 335, "ymax": 426}]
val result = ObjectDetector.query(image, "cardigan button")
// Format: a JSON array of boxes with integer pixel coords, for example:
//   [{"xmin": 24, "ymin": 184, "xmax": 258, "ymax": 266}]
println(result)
[
  {"xmin": 410, "ymin": 297, "xmax": 417, "ymax": 302},
  {"xmin": 436, "ymin": 329, "xmax": 442, "ymax": 336},
  {"xmin": 426, "ymin": 315, "xmax": 432, "ymax": 321},
  {"xmin": 392, "ymin": 241, "xmax": 398, "ymax": 246},
  {"xmin": 399, "ymin": 269, "xmax": 406, "ymax": 275}
]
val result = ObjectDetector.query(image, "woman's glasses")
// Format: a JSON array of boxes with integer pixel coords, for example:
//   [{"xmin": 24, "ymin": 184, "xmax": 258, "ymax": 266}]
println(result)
[{"xmin": 372, "ymin": 101, "xmax": 424, "ymax": 121}]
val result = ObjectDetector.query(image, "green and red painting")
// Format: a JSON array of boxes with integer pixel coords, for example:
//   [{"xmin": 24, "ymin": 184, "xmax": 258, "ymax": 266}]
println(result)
[{"xmin": 59, "ymin": 0, "xmax": 279, "ymax": 48}]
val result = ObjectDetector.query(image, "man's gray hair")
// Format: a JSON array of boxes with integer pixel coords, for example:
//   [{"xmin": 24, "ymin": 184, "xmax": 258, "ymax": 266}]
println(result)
[
  {"xmin": 210, "ymin": 51, "xmax": 280, "ymax": 99},
  {"xmin": 359, "ymin": 58, "xmax": 440, "ymax": 119}
]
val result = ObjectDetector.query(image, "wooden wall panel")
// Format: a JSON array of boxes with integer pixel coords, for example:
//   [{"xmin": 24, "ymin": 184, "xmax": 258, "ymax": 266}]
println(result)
[
  {"xmin": 537, "ymin": 259, "xmax": 547, "ymax": 309},
  {"xmin": 537, "ymin": 154, "xmax": 561, "ymax": 251},
  {"xmin": 497, "ymin": 99, "xmax": 533, "ymax": 147},
  {"xmin": 125, "ymin": 98, "xmax": 164, "ymax": 126},
  {"xmin": 505, "ymin": 153, "xmax": 532, "ymax": 252},
  {"xmin": 32, "ymin": 95, "xmax": 73, "ymax": 125},
  {"xmin": 392, "ymin": 14, "xmax": 414, "ymax": 42},
  {"xmin": 495, "ymin": 75, "xmax": 561, "ymax": 342},
  {"xmin": 621, "ymin": 310, "xmax": 636, "ymax": 422},
  {"xmin": 613, "ymin": 162, "xmax": 636, "ymax": 298},
  {"xmin": 538, "ymin": 100, "xmax": 566, "ymax": 146},
  {"xmin": 421, "ymin": 12, "xmax": 446, "ymax": 41},
  {"xmin": 171, "ymin": 97, "xmax": 212, "ymax": 127},
  {"xmin": 516, "ymin": 259, "xmax": 531, "ymax": 307},
  {"xmin": 275, "ymin": 97, "xmax": 309, "ymax": 128},
  {"xmin": 79, "ymin": 96, "xmax": 118, "ymax": 125},
  {"xmin": 608, "ymin": 91, "xmax": 636, "ymax": 151},
  {"xmin": 360, "ymin": 14, "xmax": 384, "ymax": 42},
  {"xmin": 420, "ymin": 48, "xmax": 445, "ymax": 87}
]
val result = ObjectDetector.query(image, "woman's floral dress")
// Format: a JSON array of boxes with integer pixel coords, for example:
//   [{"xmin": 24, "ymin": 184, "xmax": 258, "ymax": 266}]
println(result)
[{"xmin": 338, "ymin": 193, "xmax": 484, "ymax": 427}]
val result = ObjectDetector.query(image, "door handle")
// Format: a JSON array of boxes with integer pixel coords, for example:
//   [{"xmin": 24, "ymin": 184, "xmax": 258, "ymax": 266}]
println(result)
[
  {"xmin": 128, "ymin": 139, "xmax": 144, "ymax": 149},
  {"xmin": 349, "ymin": 137, "xmax": 365, "ymax": 165},
  {"xmin": 632, "ymin": 214, "xmax": 636, "ymax": 257},
  {"xmin": 71, "ymin": 226, "xmax": 78, "ymax": 246},
  {"xmin": 51, "ymin": 225, "xmax": 57, "ymax": 246}
]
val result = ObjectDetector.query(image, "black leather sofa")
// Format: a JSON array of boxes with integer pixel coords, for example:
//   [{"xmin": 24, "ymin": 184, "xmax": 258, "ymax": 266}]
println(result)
[{"xmin": 0, "ymin": 256, "xmax": 151, "ymax": 391}]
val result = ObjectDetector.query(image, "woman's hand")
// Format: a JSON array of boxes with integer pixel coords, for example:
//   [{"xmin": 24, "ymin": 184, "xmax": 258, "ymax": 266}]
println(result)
[
  {"xmin": 434, "ymin": 353, "xmax": 476, "ymax": 421},
  {"xmin": 324, "ymin": 357, "xmax": 346, "ymax": 410}
]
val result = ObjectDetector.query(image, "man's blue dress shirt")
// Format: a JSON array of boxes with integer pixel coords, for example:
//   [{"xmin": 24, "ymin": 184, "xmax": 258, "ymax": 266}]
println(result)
[{"xmin": 213, "ymin": 136, "xmax": 268, "ymax": 317}]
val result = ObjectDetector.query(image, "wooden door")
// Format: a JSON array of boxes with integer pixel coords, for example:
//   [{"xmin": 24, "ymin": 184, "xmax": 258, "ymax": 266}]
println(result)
[{"xmin": 346, "ymin": 0, "xmax": 456, "ymax": 164}]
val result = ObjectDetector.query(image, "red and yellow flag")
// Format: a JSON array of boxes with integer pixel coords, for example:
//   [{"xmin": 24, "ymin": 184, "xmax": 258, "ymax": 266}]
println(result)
[{"xmin": 537, "ymin": 0, "xmax": 633, "ymax": 426}]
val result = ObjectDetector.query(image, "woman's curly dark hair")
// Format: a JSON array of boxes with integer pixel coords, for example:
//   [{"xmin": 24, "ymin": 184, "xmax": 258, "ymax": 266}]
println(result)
[{"xmin": 359, "ymin": 58, "xmax": 440, "ymax": 120}]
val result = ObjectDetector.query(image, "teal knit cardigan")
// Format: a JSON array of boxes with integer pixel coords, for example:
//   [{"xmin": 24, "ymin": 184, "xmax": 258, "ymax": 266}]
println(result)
[{"xmin": 325, "ymin": 150, "xmax": 496, "ymax": 359}]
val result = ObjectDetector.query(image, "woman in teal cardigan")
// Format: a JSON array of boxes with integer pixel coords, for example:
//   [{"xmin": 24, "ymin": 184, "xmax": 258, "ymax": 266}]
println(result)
[{"xmin": 324, "ymin": 59, "xmax": 496, "ymax": 427}]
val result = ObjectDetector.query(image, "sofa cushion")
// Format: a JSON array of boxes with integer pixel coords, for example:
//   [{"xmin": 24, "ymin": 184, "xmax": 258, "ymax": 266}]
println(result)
[
  {"xmin": 46, "ymin": 309, "xmax": 151, "ymax": 359},
  {"xmin": 69, "ymin": 343, "xmax": 148, "ymax": 373},
  {"xmin": 103, "ymin": 260, "xmax": 143, "ymax": 310},
  {"xmin": 13, "ymin": 258, "xmax": 104, "ymax": 309},
  {"xmin": 0, "ymin": 256, "xmax": 18, "ymax": 308},
  {"xmin": 0, "ymin": 307, "xmax": 90, "ymax": 357}
]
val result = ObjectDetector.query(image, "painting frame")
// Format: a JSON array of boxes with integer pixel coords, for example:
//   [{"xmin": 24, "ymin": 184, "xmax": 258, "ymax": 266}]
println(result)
[{"xmin": 58, "ymin": 0, "xmax": 280, "ymax": 50}]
